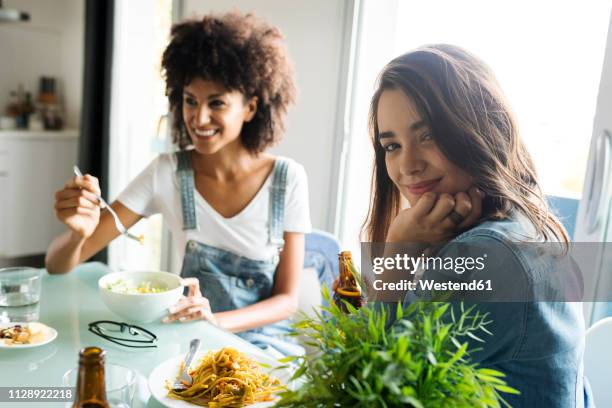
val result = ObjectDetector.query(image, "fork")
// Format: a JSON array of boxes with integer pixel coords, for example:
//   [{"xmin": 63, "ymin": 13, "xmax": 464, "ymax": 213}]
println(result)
[
  {"xmin": 173, "ymin": 338, "xmax": 201, "ymax": 391},
  {"xmin": 72, "ymin": 165, "xmax": 143, "ymax": 244}
]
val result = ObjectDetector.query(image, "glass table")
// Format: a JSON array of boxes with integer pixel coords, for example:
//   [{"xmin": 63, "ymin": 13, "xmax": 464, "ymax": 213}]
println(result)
[{"xmin": 0, "ymin": 263, "xmax": 273, "ymax": 407}]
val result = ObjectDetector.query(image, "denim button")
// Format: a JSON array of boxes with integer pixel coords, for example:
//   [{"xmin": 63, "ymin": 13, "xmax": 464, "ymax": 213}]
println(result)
[
  {"xmin": 188, "ymin": 241, "xmax": 197, "ymax": 252},
  {"xmin": 246, "ymin": 278, "xmax": 255, "ymax": 287}
]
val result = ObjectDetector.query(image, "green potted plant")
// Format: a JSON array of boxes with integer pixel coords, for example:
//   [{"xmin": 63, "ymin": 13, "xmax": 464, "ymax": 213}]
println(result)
[{"xmin": 276, "ymin": 290, "xmax": 519, "ymax": 407}]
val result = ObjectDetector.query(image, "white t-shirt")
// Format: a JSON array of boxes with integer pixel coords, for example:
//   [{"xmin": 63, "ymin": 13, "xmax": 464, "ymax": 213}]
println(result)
[{"xmin": 117, "ymin": 153, "xmax": 312, "ymax": 262}]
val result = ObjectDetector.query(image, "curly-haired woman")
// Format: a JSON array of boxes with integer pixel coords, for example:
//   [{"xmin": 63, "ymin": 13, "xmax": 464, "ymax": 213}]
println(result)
[{"xmin": 46, "ymin": 12, "xmax": 310, "ymax": 355}]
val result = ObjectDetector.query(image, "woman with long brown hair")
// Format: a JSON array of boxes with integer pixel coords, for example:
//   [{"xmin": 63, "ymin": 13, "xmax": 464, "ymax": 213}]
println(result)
[{"xmin": 364, "ymin": 44, "xmax": 589, "ymax": 407}]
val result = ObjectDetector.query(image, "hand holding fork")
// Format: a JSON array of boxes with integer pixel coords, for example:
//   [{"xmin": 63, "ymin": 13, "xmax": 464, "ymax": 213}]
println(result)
[
  {"xmin": 53, "ymin": 166, "xmax": 143, "ymax": 244},
  {"xmin": 72, "ymin": 166, "xmax": 143, "ymax": 244}
]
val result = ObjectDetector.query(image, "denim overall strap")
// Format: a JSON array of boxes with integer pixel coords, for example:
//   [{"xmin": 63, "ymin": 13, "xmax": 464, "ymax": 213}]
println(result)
[
  {"xmin": 177, "ymin": 155, "xmax": 303, "ymax": 356},
  {"xmin": 176, "ymin": 150, "xmax": 198, "ymax": 231},
  {"xmin": 269, "ymin": 158, "xmax": 289, "ymax": 249}
]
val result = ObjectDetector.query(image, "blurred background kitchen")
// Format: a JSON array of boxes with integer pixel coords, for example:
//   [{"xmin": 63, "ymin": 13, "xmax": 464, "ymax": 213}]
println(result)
[
  {"xmin": 0, "ymin": 0, "xmax": 83, "ymax": 269},
  {"xmin": 1, "ymin": 0, "xmax": 612, "ymax": 325}
]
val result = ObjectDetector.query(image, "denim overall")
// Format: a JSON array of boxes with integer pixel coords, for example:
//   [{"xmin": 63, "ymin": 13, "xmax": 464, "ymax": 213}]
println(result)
[{"xmin": 176, "ymin": 151, "xmax": 303, "ymax": 356}]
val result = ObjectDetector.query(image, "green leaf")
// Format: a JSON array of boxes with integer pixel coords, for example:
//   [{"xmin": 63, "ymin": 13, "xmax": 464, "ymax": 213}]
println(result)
[
  {"xmin": 477, "ymin": 374, "xmax": 506, "ymax": 385},
  {"xmin": 277, "ymin": 355, "xmax": 299, "ymax": 363},
  {"xmin": 448, "ymin": 342, "xmax": 468, "ymax": 365},
  {"xmin": 493, "ymin": 385, "xmax": 521, "ymax": 395},
  {"xmin": 466, "ymin": 331, "xmax": 486, "ymax": 343},
  {"xmin": 399, "ymin": 395, "xmax": 425, "ymax": 408},
  {"xmin": 290, "ymin": 362, "xmax": 307, "ymax": 381},
  {"xmin": 450, "ymin": 336, "xmax": 462, "ymax": 349},
  {"xmin": 423, "ymin": 315, "xmax": 432, "ymax": 338},
  {"xmin": 433, "ymin": 303, "xmax": 450, "ymax": 320},
  {"xmin": 478, "ymin": 368, "xmax": 506, "ymax": 377},
  {"xmin": 426, "ymin": 350, "xmax": 438, "ymax": 365},
  {"xmin": 362, "ymin": 361, "xmax": 373, "ymax": 379},
  {"xmin": 396, "ymin": 302, "xmax": 404, "ymax": 320}
]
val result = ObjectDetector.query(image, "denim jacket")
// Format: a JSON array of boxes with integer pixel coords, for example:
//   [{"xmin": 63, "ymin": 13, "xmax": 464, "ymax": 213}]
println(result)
[{"xmin": 405, "ymin": 212, "xmax": 588, "ymax": 408}]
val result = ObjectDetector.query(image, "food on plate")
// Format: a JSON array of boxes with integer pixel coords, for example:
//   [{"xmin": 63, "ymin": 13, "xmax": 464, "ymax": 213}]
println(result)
[
  {"xmin": 167, "ymin": 347, "xmax": 283, "ymax": 407},
  {"xmin": 0, "ymin": 322, "xmax": 50, "ymax": 345},
  {"xmin": 106, "ymin": 278, "xmax": 168, "ymax": 294}
]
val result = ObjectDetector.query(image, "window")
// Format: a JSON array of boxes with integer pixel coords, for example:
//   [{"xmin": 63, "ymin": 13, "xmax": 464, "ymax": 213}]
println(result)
[
  {"xmin": 338, "ymin": 0, "xmax": 611, "ymax": 255},
  {"xmin": 107, "ymin": 0, "xmax": 173, "ymax": 271},
  {"xmin": 394, "ymin": 0, "xmax": 610, "ymax": 198}
]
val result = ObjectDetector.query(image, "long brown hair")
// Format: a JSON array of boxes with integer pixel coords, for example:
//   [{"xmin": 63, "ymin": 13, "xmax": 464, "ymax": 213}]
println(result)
[{"xmin": 363, "ymin": 44, "xmax": 569, "ymax": 246}]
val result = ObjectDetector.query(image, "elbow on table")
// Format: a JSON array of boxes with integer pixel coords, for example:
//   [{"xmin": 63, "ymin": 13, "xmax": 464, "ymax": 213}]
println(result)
[
  {"xmin": 45, "ymin": 265, "xmax": 72, "ymax": 275},
  {"xmin": 44, "ymin": 255, "xmax": 73, "ymax": 275}
]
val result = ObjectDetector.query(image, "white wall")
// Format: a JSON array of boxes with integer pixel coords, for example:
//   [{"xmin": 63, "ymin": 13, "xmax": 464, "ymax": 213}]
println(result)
[
  {"xmin": 0, "ymin": 0, "xmax": 84, "ymax": 129},
  {"xmin": 182, "ymin": 0, "xmax": 353, "ymax": 231}
]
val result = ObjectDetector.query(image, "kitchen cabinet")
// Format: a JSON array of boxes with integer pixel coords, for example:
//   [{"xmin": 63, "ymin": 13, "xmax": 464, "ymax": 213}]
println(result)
[{"xmin": 0, "ymin": 130, "xmax": 78, "ymax": 258}]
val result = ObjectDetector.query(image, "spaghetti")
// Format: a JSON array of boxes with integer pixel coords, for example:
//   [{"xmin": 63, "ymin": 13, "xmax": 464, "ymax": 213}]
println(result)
[{"xmin": 167, "ymin": 347, "xmax": 284, "ymax": 407}]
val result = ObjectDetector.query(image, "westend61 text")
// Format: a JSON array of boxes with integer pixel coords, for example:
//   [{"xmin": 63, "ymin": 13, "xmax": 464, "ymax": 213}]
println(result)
[{"xmin": 372, "ymin": 279, "xmax": 493, "ymax": 292}]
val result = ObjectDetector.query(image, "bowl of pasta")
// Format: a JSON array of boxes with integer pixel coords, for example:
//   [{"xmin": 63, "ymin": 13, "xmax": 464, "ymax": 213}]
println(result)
[
  {"xmin": 148, "ymin": 346, "xmax": 291, "ymax": 407},
  {"xmin": 98, "ymin": 271, "xmax": 184, "ymax": 323}
]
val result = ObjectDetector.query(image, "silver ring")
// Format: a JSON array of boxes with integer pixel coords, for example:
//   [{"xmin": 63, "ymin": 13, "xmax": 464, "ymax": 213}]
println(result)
[{"xmin": 448, "ymin": 210, "xmax": 465, "ymax": 225}]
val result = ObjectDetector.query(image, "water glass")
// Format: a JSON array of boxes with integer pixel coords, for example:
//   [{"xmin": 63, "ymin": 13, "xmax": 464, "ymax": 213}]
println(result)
[
  {"xmin": 0, "ymin": 267, "xmax": 42, "ymax": 307},
  {"xmin": 63, "ymin": 364, "xmax": 137, "ymax": 408},
  {"xmin": 0, "ymin": 302, "xmax": 40, "ymax": 323}
]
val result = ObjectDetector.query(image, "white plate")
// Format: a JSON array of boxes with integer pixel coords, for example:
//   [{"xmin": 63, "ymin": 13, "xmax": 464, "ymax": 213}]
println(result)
[
  {"xmin": 0, "ymin": 322, "xmax": 58, "ymax": 349},
  {"xmin": 148, "ymin": 348, "xmax": 294, "ymax": 407}
]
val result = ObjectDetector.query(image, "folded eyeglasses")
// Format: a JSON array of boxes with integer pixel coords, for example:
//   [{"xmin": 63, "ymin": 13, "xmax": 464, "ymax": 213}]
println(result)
[{"xmin": 88, "ymin": 320, "xmax": 157, "ymax": 348}]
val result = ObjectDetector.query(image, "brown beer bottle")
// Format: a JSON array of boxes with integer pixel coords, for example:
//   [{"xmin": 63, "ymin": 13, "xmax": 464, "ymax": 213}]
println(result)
[
  {"xmin": 333, "ymin": 251, "xmax": 365, "ymax": 312},
  {"xmin": 72, "ymin": 347, "xmax": 110, "ymax": 408}
]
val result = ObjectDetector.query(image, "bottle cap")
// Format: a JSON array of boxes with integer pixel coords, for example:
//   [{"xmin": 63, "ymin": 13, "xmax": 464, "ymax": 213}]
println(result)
[{"xmin": 78, "ymin": 346, "xmax": 106, "ymax": 364}]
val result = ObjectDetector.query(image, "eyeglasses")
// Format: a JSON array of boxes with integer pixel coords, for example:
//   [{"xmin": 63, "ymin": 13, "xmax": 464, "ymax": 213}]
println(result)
[{"xmin": 88, "ymin": 320, "xmax": 157, "ymax": 348}]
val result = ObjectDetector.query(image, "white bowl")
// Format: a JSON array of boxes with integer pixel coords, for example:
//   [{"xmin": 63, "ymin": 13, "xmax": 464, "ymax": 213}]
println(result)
[{"xmin": 98, "ymin": 271, "xmax": 184, "ymax": 323}]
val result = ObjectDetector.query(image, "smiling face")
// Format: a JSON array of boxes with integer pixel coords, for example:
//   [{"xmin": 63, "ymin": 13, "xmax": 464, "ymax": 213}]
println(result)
[
  {"xmin": 376, "ymin": 88, "xmax": 473, "ymax": 206},
  {"xmin": 182, "ymin": 77, "xmax": 257, "ymax": 155}
]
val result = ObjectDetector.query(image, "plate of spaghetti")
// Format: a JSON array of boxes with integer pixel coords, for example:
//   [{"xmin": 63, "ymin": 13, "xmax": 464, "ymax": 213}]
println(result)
[{"xmin": 148, "ymin": 346, "xmax": 291, "ymax": 407}]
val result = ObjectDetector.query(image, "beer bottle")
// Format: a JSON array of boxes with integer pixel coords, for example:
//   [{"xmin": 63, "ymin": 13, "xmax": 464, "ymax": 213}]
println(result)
[
  {"xmin": 72, "ymin": 347, "xmax": 110, "ymax": 408},
  {"xmin": 333, "ymin": 251, "xmax": 365, "ymax": 312}
]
